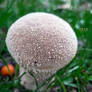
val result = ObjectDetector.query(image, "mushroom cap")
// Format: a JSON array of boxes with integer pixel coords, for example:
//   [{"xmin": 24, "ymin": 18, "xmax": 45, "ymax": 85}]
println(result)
[{"xmin": 6, "ymin": 12, "xmax": 78, "ymax": 85}]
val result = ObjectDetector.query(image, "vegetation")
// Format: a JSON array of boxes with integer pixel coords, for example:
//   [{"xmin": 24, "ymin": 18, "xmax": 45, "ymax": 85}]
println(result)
[{"xmin": 0, "ymin": 0, "xmax": 92, "ymax": 92}]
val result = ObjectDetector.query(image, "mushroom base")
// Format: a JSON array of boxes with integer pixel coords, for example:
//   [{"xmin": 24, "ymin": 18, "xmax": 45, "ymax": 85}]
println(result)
[{"xmin": 19, "ymin": 67, "xmax": 55, "ymax": 92}]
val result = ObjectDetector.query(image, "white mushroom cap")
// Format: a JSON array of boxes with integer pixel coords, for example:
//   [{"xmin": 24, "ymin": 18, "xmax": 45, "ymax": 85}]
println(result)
[{"xmin": 6, "ymin": 12, "xmax": 78, "ymax": 89}]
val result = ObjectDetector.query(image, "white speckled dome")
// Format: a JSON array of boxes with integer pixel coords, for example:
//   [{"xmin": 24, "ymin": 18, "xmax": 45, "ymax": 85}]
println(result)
[{"xmin": 6, "ymin": 12, "xmax": 77, "ymax": 89}]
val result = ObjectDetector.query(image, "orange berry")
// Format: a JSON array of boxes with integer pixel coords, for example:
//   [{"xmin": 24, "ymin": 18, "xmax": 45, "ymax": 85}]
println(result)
[{"xmin": 0, "ymin": 64, "xmax": 15, "ymax": 76}]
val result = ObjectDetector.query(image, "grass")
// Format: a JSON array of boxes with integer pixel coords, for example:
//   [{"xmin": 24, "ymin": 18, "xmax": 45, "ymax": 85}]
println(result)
[{"xmin": 0, "ymin": 0, "xmax": 92, "ymax": 92}]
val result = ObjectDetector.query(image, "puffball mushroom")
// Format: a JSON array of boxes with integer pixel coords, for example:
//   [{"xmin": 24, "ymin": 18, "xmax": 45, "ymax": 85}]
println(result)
[{"xmin": 6, "ymin": 12, "xmax": 78, "ymax": 90}]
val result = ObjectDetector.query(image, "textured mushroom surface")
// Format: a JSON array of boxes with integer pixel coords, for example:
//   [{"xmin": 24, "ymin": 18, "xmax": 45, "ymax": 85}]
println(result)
[{"xmin": 6, "ymin": 12, "xmax": 78, "ymax": 90}]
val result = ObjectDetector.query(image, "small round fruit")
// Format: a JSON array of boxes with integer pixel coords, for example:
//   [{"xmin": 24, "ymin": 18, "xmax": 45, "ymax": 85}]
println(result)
[{"xmin": 0, "ymin": 64, "xmax": 15, "ymax": 76}]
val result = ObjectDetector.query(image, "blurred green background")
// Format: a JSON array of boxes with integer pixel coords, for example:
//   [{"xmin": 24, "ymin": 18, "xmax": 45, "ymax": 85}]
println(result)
[{"xmin": 0, "ymin": 0, "xmax": 92, "ymax": 92}]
